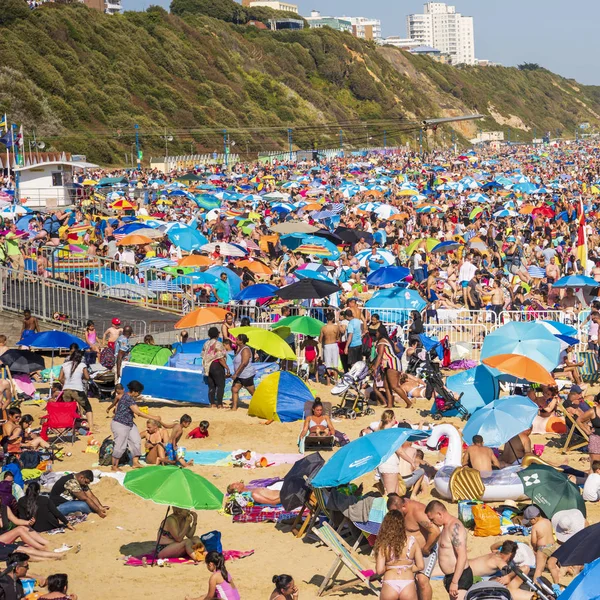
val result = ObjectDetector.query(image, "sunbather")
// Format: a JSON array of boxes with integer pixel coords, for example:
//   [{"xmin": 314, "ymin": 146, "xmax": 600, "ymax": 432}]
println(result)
[
  {"xmin": 156, "ymin": 507, "xmax": 203, "ymax": 561},
  {"xmin": 299, "ymin": 398, "xmax": 335, "ymax": 438},
  {"xmin": 226, "ymin": 482, "xmax": 281, "ymax": 505}
]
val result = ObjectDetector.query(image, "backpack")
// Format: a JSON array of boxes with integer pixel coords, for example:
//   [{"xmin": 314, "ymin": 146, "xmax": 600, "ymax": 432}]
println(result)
[
  {"xmin": 99, "ymin": 347, "xmax": 115, "ymax": 370},
  {"xmin": 20, "ymin": 451, "xmax": 40, "ymax": 470},
  {"xmin": 99, "ymin": 436, "xmax": 129, "ymax": 466}
]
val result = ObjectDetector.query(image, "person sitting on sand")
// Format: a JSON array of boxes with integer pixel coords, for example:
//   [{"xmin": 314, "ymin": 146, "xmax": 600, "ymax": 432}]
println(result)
[
  {"xmin": 270, "ymin": 574, "xmax": 299, "ymax": 600},
  {"xmin": 299, "ymin": 398, "xmax": 335, "ymax": 438},
  {"xmin": 463, "ymin": 435, "xmax": 500, "ymax": 472},
  {"xmin": 18, "ymin": 482, "xmax": 73, "ymax": 534},
  {"xmin": 499, "ymin": 428, "xmax": 532, "ymax": 467},
  {"xmin": 141, "ymin": 419, "xmax": 170, "ymax": 465},
  {"xmin": 20, "ymin": 415, "xmax": 51, "ymax": 451},
  {"xmin": 187, "ymin": 420, "xmax": 210, "ymax": 439},
  {"xmin": 226, "ymin": 482, "xmax": 281, "ymax": 505},
  {"xmin": 470, "ymin": 540, "xmax": 517, "ymax": 580},
  {"xmin": 39, "ymin": 573, "xmax": 78, "ymax": 600},
  {"xmin": 49, "ymin": 470, "xmax": 108, "ymax": 519},
  {"xmin": 185, "ymin": 551, "xmax": 240, "ymax": 600},
  {"xmin": 156, "ymin": 507, "xmax": 203, "ymax": 561}
]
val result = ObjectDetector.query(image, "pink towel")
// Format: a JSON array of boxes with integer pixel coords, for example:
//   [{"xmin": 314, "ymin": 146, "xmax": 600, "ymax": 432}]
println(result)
[{"xmin": 125, "ymin": 549, "xmax": 254, "ymax": 566}]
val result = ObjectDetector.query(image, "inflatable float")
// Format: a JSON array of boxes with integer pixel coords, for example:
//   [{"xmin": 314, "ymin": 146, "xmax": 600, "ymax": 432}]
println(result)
[{"xmin": 428, "ymin": 424, "xmax": 527, "ymax": 502}]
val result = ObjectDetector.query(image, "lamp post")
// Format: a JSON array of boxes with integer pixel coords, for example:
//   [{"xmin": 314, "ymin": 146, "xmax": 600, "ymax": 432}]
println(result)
[{"xmin": 135, "ymin": 124, "xmax": 141, "ymax": 170}]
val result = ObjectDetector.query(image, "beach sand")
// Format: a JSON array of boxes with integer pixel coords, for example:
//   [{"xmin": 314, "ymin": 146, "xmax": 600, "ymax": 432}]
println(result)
[{"xmin": 19, "ymin": 379, "xmax": 600, "ymax": 600}]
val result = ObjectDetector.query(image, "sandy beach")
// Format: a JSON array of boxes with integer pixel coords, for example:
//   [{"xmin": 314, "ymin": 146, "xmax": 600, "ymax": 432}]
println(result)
[{"xmin": 16, "ymin": 376, "xmax": 598, "ymax": 600}]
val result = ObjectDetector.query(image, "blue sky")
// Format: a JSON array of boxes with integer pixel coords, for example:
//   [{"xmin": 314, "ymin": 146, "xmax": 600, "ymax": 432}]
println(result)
[{"xmin": 123, "ymin": 0, "xmax": 600, "ymax": 85}]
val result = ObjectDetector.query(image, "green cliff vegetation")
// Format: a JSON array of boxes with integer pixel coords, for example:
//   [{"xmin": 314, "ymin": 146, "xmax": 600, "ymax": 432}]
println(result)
[{"xmin": 0, "ymin": 0, "xmax": 598, "ymax": 164}]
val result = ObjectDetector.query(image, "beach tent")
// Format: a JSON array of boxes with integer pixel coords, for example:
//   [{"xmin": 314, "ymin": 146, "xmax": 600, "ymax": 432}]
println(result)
[
  {"xmin": 248, "ymin": 371, "xmax": 313, "ymax": 423},
  {"xmin": 129, "ymin": 344, "xmax": 172, "ymax": 367}
]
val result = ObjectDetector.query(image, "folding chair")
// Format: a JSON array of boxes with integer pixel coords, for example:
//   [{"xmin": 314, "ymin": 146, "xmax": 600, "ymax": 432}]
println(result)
[
  {"xmin": 559, "ymin": 401, "xmax": 590, "ymax": 454},
  {"xmin": 40, "ymin": 402, "xmax": 80, "ymax": 452},
  {"xmin": 314, "ymin": 522, "xmax": 381, "ymax": 596},
  {"xmin": 575, "ymin": 351, "xmax": 600, "ymax": 384}
]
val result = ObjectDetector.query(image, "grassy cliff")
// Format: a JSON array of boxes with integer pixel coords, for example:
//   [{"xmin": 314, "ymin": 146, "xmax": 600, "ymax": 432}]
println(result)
[{"xmin": 0, "ymin": 1, "xmax": 599, "ymax": 164}]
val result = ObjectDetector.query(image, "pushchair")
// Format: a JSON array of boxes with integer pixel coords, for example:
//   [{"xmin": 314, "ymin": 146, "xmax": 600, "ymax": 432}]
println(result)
[
  {"xmin": 407, "ymin": 335, "xmax": 469, "ymax": 420},
  {"xmin": 466, "ymin": 582, "xmax": 512, "ymax": 600},
  {"xmin": 330, "ymin": 361, "xmax": 375, "ymax": 419},
  {"xmin": 507, "ymin": 562, "xmax": 557, "ymax": 600},
  {"xmin": 87, "ymin": 370, "xmax": 116, "ymax": 401}
]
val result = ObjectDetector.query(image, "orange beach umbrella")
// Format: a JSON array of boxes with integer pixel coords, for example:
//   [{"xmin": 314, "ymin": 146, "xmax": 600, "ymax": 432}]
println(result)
[{"xmin": 482, "ymin": 354, "xmax": 555, "ymax": 385}]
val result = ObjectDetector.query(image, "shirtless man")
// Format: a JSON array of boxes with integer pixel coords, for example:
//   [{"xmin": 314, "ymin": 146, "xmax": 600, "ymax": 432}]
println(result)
[
  {"xmin": 470, "ymin": 539, "xmax": 517, "ymax": 579},
  {"xmin": 226, "ymin": 481, "xmax": 280, "ymax": 505},
  {"xmin": 499, "ymin": 428, "xmax": 532, "ymax": 467},
  {"xmin": 21, "ymin": 310, "xmax": 40, "ymax": 339},
  {"xmin": 523, "ymin": 505, "xmax": 560, "ymax": 585},
  {"xmin": 319, "ymin": 313, "xmax": 340, "ymax": 385},
  {"xmin": 426, "ymin": 500, "xmax": 472, "ymax": 600},
  {"xmin": 462, "ymin": 435, "xmax": 500, "ymax": 472},
  {"xmin": 102, "ymin": 318, "xmax": 122, "ymax": 350},
  {"xmin": 388, "ymin": 494, "xmax": 440, "ymax": 600}
]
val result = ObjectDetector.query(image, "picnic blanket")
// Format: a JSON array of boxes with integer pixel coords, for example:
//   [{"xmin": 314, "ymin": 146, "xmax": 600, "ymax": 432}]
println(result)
[
  {"xmin": 232, "ymin": 505, "xmax": 300, "ymax": 524},
  {"xmin": 125, "ymin": 549, "xmax": 254, "ymax": 566},
  {"xmin": 184, "ymin": 450, "xmax": 303, "ymax": 468}
]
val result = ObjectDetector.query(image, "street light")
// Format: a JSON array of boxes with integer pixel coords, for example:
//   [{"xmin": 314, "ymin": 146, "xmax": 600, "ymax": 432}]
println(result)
[{"xmin": 163, "ymin": 132, "xmax": 174, "ymax": 158}]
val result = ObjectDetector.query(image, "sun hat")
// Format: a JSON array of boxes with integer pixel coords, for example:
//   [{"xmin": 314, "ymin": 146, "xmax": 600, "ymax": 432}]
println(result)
[{"xmin": 552, "ymin": 509, "xmax": 586, "ymax": 543}]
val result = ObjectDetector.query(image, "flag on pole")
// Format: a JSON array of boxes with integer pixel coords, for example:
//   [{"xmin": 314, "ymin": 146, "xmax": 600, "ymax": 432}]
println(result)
[
  {"xmin": 16, "ymin": 125, "xmax": 24, "ymax": 166},
  {"xmin": 0, "ymin": 115, "xmax": 7, "ymax": 132},
  {"xmin": 0, "ymin": 130, "xmax": 13, "ymax": 148},
  {"xmin": 576, "ymin": 197, "xmax": 588, "ymax": 271}
]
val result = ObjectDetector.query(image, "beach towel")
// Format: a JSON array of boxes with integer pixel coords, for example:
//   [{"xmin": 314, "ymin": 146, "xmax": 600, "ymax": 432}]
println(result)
[
  {"xmin": 232, "ymin": 505, "xmax": 300, "ymax": 523},
  {"xmin": 125, "ymin": 549, "xmax": 254, "ymax": 566},
  {"xmin": 184, "ymin": 451, "xmax": 303, "ymax": 468}
]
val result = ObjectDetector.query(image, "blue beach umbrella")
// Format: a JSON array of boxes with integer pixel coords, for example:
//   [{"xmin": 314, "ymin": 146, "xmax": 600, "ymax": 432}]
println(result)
[
  {"xmin": 480, "ymin": 321, "xmax": 561, "ymax": 372},
  {"xmin": 167, "ymin": 225, "xmax": 208, "ymax": 252},
  {"xmin": 366, "ymin": 288, "xmax": 427, "ymax": 312},
  {"xmin": 86, "ymin": 268, "xmax": 136, "ymax": 287},
  {"xmin": 295, "ymin": 269, "xmax": 332, "ymax": 282},
  {"xmin": 445, "ymin": 364, "xmax": 500, "ymax": 416},
  {"xmin": 355, "ymin": 248, "xmax": 396, "ymax": 267},
  {"xmin": 310, "ymin": 428, "xmax": 428, "ymax": 488},
  {"xmin": 431, "ymin": 241, "xmax": 460, "ymax": 254},
  {"xmin": 205, "ymin": 267, "xmax": 242, "ymax": 297},
  {"xmin": 462, "ymin": 396, "xmax": 539, "ymax": 447},
  {"xmin": 538, "ymin": 320, "xmax": 578, "ymax": 336},
  {"xmin": 552, "ymin": 275, "xmax": 599, "ymax": 289},
  {"xmin": 19, "ymin": 330, "xmax": 88, "ymax": 350},
  {"xmin": 172, "ymin": 272, "xmax": 220, "ymax": 286},
  {"xmin": 366, "ymin": 266, "xmax": 410, "ymax": 287},
  {"xmin": 233, "ymin": 283, "xmax": 279, "ymax": 301}
]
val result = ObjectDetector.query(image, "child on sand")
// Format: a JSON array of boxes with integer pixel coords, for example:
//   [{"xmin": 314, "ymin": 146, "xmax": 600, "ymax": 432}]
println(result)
[
  {"xmin": 187, "ymin": 420, "xmax": 210, "ymax": 439},
  {"xmin": 106, "ymin": 384, "xmax": 124, "ymax": 416},
  {"xmin": 162, "ymin": 414, "xmax": 194, "ymax": 467},
  {"xmin": 185, "ymin": 551, "xmax": 240, "ymax": 600},
  {"xmin": 523, "ymin": 505, "xmax": 560, "ymax": 584}
]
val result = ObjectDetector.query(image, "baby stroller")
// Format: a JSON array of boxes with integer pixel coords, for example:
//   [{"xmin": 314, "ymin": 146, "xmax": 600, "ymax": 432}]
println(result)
[
  {"xmin": 466, "ymin": 582, "xmax": 512, "ymax": 600},
  {"xmin": 331, "ymin": 361, "xmax": 375, "ymax": 419},
  {"xmin": 88, "ymin": 370, "xmax": 116, "ymax": 401},
  {"xmin": 407, "ymin": 337, "xmax": 469, "ymax": 420},
  {"xmin": 507, "ymin": 562, "xmax": 557, "ymax": 600}
]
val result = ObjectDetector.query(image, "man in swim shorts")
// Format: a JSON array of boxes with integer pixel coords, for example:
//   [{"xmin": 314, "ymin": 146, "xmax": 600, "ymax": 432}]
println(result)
[
  {"xmin": 319, "ymin": 312, "xmax": 340, "ymax": 386},
  {"xmin": 426, "ymin": 500, "xmax": 473, "ymax": 600}
]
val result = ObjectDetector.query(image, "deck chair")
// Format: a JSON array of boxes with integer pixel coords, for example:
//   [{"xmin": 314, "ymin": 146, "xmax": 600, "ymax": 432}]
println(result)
[
  {"xmin": 559, "ymin": 402, "xmax": 590, "ymax": 454},
  {"xmin": 40, "ymin": 402, "xmax": 80, "ymax": 451},
  {"xmin": 291, "ymin": 487, "xmax": 350, "ymax": 539},
  {"xmin": 575, "ymin": 351, "xmax": 600, "ymax": 384},
  {"xmin": 314, "ymin": 522, "xmax": 381, "ymax": 596}
]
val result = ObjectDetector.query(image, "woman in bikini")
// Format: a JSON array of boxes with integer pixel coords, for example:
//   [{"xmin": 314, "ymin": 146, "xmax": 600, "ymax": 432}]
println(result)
[
  {"xmin": 374, "ymin": 510, "xmax": 424, "ymax": 600},
  {"xmin": 270, "ymin": 574, "xmax": 299, "ymax": 600},
  {"xmin": 140, "ymin": 419, "xmax": 170, "ymax": 465},
  {"xmin": 371, "ymin": 326, "xmax": 413, "ymax": 409},
  {"xmin": 398, "ymin": 373, "xmax": 428, "ymax": 402},
  {"xmin": 156, "ymin": 507, "xmax": 203, "ymax": 560},
  {"xmin": 300, "ymin": 399, "xmax": 335, "ymax": 438}
]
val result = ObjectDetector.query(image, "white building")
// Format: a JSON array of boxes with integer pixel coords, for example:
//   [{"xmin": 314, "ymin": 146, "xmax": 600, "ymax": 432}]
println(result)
[
  {"xmin": 15, "ymin": 160, "xmax": 98, "ymax": 209},
  {"xmin": 380, "ymin": 36, "xmax": 421, "ymax": 50},
  {"xmin": 407, "ymin": 2, "xmax": 475, "ymax": 65},
  {"xmin": 335, "ymin": 16, "xmax": 381, "ymax": 41},
  {"xmin": 104, "ymin": 0, "xmax": 122, "ymax": 15},
  {"xmin": 246, "ymin": 0, "xmax": 298, "ymax": 14},
  {"xmin": 304, "ymin": 11, "xmax": 352, "ymax": 33}
]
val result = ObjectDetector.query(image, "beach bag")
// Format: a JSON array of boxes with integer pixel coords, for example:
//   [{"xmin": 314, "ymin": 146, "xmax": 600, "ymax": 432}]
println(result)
[
  {"xmin": 99, "ymin": 436, "xmax": 129, "ymax": 466},
  {"xmin": 472, "ymin": 504, "xmax": 501, "ymax": 537},
  {"xmin": 99, "ymin": 347, "xmax": 115, "ymax": 370},
  {"xmin": 19, "ymin": 451, "xmax": 40, "ymax": 470},
  {"xmin": 458, "ymin": 500, "xmax": 482, "ymax": 529},
  {"xmin": 200, "ymin": 530, "xmax": 222, "ymax": 553}
]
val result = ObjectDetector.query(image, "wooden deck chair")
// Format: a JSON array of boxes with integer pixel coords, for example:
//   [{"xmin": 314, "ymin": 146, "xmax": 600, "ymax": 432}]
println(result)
[
  {"xmin": 314, "ymin": 522, "xmax": 381, "ymax": 596},
  {"xmin": 559, "ymin": 401, "xmax": 590, "ymax": 454},
  {"xmin": 575, "ymin": 351, "xmax": 600, "ymax": 384},
  {"xmin": 291, "ymin": 490, "xmax": 319, "ymax": 538}
]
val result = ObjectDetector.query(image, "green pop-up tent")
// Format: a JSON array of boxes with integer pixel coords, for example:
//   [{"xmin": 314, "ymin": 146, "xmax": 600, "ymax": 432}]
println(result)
[{"xmin": 129, "ymin": 344, "xmax": 172, "ymax": 367}]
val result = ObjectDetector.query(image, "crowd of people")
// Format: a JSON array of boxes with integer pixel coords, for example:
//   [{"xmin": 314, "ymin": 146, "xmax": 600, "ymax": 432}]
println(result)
[{"xmin": 1, "ymin": 140, "xmax": 600, "ymax": 598}]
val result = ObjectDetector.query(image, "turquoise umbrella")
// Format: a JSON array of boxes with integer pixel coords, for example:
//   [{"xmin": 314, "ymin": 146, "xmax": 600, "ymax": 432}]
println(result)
[
  {"xmin": 480, "ymin": 321, "xmax": 561, "ymax": 372},
  {"xmin": 462, "ymin": 396, "xmax": 538, "ymax": 447},
  {"xmin": 310, "ymin": 428, "xmax": 428, "ymax": 488}
]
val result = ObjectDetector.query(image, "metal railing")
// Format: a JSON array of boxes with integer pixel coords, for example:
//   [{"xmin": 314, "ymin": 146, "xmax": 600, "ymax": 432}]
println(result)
[{"xmin": 0, "ymin": 265, "xmax": 89, "ymax": 330}]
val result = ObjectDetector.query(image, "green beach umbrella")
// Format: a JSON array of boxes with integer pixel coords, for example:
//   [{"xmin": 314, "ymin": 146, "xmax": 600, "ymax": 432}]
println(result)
[
  {"xmin": 124, "ymin": 466, "xmax": 223, "ymax": 566},
  {"xmin": 517, "ymin": 464, "xmax": 586, "ymax": 519},
  {"xmin": 272, "ymin": 315, "xmax": 324, "ymax": 337},
  {"xmin": 162, "ymin": 266, "xmax": 196, "ymax": 276},
  {"xmin": 124, "ymin": 465, "xmax": 223, "ymax": 510}
]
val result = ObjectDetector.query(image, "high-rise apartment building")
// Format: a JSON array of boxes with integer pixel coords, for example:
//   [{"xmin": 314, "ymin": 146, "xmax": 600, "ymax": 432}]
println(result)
[
  {"xmin": 347, "ymin": 16, "xmax": 382, "ymax": 41},
  {"xmin": 407, "ymin": 2, "xmax": 474, "ymax": 65}
]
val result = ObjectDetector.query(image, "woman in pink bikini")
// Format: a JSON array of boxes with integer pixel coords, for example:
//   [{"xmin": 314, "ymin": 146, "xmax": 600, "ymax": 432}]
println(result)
[
  {"xmin": 185, "ymin": 551, "xmax": 240, "ymax": 600},
  {"xmin": 374, "ymin": 510, "xmax": 424, "ymax": 600}
]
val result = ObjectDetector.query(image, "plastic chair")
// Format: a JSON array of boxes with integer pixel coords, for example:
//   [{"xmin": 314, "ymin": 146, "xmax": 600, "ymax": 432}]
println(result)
[{"xmin": 40, "ymin": 402, "xmax": 80, "ymax": 449}]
